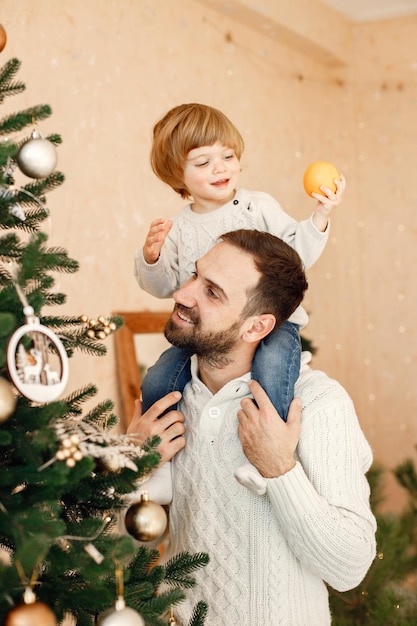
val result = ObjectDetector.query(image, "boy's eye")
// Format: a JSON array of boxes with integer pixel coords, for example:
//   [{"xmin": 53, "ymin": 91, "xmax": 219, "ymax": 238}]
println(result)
[
  {"xmin": 224, "ymin": 153, "xmax": 235, "ymax": 160},
  {"xmin": 196, "ymin": 160, "xmax": 209, "ymax": 168}
]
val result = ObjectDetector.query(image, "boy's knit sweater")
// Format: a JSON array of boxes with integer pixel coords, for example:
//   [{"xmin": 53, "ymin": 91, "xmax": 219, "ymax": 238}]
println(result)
[
  {"xmin": 167, "ymin": 357, "xmax": 376, "ymax": 626},
  {"xmin": 135, "ymin": 188, "xmax": 327, "ymax": 327}
]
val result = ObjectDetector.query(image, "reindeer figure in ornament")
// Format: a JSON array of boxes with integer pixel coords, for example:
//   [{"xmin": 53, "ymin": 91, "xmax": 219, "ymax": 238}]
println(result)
[
  {"xmin": 43, "ymin": 363, "xmax": 60, "ymax": 385},
  {"xmin": 22, "ymin": 348, "xmax": 43, "ymax": 385}
]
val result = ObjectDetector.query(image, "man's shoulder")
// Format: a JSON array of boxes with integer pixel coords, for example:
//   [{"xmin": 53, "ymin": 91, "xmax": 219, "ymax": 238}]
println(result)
[{"xmin": 295, "ymin": 367, "xmax": 351, "ymax": 407}]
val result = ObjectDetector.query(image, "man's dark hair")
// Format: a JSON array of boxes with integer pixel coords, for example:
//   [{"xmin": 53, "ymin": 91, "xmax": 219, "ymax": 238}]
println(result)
[{"xmin": 220, "ymin": 229, "xmax": 308, "ymax": 327}]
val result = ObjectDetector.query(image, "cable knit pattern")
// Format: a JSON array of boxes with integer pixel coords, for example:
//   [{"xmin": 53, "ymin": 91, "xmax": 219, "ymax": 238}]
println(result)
[
  {"xmin": 167, "ymin": 358, "xmax": 376, "ymax": 626},
  {"xmin": 134, "ymin": 188, "xmax": 328, "ymax": 302}
]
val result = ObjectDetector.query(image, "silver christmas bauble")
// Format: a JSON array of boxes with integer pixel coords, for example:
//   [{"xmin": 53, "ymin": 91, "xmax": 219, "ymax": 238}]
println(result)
[
  {"xmin": 16, "ymin": 131, "xmax": 58, "ymax": 179},
  {"xmin": 98, "ymin": 606, "xmax": 145, "ymax": 626}
]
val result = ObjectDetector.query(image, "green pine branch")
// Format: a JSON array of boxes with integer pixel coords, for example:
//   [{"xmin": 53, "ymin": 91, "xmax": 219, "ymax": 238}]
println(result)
[
  {"xmin": 0, "ymin": 58, "xmax": 25, "ymax": 104},
  {"xmin": 0, "ymin": 104, "xmax": 52, "ymax": 136},
  {"xmin": 164, "ymin": 552, "xmax": 210, "ymax": 589}
]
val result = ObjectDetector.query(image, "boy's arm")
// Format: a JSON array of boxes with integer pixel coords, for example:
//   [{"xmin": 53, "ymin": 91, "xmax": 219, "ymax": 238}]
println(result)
[{"xmin": 134, "ymin": 218, "xmax": 180, "ymax": 298}]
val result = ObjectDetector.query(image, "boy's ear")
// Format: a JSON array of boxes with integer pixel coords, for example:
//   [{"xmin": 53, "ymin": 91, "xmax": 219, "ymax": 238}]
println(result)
[{"xmin": 242, "ymin": 314, "xmax": 276, "ymax": 343}]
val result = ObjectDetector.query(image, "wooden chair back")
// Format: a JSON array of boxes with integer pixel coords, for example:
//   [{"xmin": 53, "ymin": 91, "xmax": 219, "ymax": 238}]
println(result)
[{"xmin": 112, "ymin": 311, "xmax": 170, "ymax": 430}]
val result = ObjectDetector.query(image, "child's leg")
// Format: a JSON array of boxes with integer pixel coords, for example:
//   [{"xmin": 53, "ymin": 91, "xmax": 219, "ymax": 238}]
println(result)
[
  {"xmin": 141, "ymin": 345, "xmax": 192, "ymax": 413},
  {"xmin": 234, "ymin": 322, "xmax": 301, "ymax": 496},
  {"xmin": 140, "ymin": 346, "xmax": 191, "ymax": 504},
  {"xmin": 252, "ymin": 321, "xmax": 301, "ymax": 422}
]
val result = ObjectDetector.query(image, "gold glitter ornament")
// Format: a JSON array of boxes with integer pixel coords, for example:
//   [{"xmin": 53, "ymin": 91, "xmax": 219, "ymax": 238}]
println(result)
[{"xmin": 125, "ymin": 491, "xmax": 168, "ymax": 542}]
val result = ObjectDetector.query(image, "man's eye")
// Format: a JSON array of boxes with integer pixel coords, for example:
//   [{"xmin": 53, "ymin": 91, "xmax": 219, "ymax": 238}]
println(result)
[{"xmin": 206, "ymin": 287, "xmax": 218, "ymax": 299}]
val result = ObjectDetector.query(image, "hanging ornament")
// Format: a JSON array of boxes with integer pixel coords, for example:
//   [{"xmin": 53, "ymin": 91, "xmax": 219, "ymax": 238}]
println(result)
[
  {"xmin": 0, "ymin": 24, "xmax": 7, "ymax": 53},
  {"xmin": 9, "ymin": 203, "xmax": 26, "ymax": 221},
  {"xmin": 98, "ymin": 602, "xmax": 145, "ymax": 626},
  {"xmin": 125, "ymin": 491, "xmax": 168, "ymax": 543},
  {"xmin": 16, "ymin": 130, "xmax": 58, "ymax": 179},
  {"xmin": 1, "ymin": 181, "xmax": 47, "ymax": 222},
  {"xmin": 168, "ymin": 606, "xmax": 177, "ymax": 625},
  {"xmin": 98, "ymin": 563, "xmax": 145, "ymax": 626},
  {"xmin": 81, "ymin": 314, "xmax": 117, "ymax": 340},
  {"xmin": 55, "ymin": 433, "xmax": 83, "ymax": 468},
  {"xmin": 5, "ymin": 587, "xmax": 57, "ymax": 626},
  {"xmin": 7, "ymin": 305, "xmax": 69, "ymax": 403},
  {"xmin": 0, "ymin": 376, "xmax": 16, "ymax": 422}
]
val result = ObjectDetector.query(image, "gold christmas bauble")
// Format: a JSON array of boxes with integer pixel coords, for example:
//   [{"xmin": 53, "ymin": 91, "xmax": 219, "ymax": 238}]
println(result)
[
  {"xmin": 98, "ymin": 606, "xmax": 145, "ymax": 626},
  {"xmin": 125, "ymin": 492, "xmax": 167, "ymax": 542},
  {"xmin": 16, "ymin": 131, "xmax": 58, "ymax": 179},
  {"xmin": 0, "ymin": 376, "xmax": 16, "ymax": 422},
  {"xmin": 5, "ymin": 601, "xmax": 57, "ymax": 626}
]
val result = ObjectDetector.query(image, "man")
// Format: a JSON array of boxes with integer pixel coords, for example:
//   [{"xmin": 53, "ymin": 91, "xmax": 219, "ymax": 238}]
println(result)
[{"xmin": 128, "ymin": 229, "xmax": 376, "ymax": 626}]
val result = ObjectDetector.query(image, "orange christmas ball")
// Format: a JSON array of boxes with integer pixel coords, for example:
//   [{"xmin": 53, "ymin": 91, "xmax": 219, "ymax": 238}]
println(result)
[
  {"xmin": 0, "ymin": 24, "xmax": 7, "ymax": 53},
  {"xmin": 5, "ymin": 601, "xmax": 57, "ymax": 626},
  {"xmin": 303, "ymin": 161, "xmax": 340, "ymax": 197}
]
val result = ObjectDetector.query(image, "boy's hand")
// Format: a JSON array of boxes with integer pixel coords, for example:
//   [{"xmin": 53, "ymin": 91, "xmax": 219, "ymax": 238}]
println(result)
[
  {"xmin": 143, "ymin": 218, "xmax": 173, "ymax": 264},
  {"xmin": 312, "ymin": 174, "xmax": 346, "ymax": 232}
]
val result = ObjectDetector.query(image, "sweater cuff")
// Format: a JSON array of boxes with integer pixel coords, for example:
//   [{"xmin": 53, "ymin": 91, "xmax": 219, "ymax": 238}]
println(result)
[
  {"xmin": 135, "ymin": 249, "xmax": 164, "ymax": 272},
  {"xmin": 307, "ymin": 214, "xmax": 330, "ymax": 239},
  {"xmin": 266, "ymin": 461, "xmax": 323, "ymax": 524}
]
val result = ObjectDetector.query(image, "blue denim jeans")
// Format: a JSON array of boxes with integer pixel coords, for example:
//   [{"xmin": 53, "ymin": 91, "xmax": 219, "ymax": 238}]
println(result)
[{"xmin": 141, "ymin": 321, "xmax": 301, "ymax": 421}]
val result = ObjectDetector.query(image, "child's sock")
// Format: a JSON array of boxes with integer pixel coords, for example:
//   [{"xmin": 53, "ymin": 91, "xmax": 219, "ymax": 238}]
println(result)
[
  {"xmin": 139, "ymin": 461, "xmax": 173, "ymax": 505},
  {"xmin": 234, "ymin": 462, "xmax": 267, "ymax": 496}
]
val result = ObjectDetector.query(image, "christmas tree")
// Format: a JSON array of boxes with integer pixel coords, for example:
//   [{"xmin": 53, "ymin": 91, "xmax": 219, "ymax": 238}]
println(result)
[
  {"xmin": 0, "ymin": 50, "xmax": 208, "ymax": 626},
  {"xmin": 329, "ymin": 461, "xmax": 417, "ymax": 624}
]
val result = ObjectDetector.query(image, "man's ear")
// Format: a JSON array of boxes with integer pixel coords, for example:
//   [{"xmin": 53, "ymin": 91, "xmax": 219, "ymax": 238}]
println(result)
[{"xmin": 242, "ymin": 314, "xmax": 276, "ymax": 344}]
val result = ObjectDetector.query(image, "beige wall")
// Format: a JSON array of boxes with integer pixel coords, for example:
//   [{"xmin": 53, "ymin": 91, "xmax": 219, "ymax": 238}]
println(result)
[{"xmin": 2, "ymin": 0, "xmax": 416, "ymax": 510}]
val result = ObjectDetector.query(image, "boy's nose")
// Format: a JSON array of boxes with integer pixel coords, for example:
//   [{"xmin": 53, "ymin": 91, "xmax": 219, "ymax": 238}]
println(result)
[{"xmin": 213, "ymin": 159, "xmax": 226, "ymax": 173}]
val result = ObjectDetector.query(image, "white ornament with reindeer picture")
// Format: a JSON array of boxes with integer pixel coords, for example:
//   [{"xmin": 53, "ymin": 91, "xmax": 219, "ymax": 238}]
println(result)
[{"xmin": 7, "ymin": 306, "xmax": 69, "ymax": 403}]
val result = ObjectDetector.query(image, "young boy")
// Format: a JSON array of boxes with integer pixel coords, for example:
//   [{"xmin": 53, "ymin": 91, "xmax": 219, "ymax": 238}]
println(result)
[{"xmin": 134, "ymin": 103, "xmax": 345, "ymax": 502}]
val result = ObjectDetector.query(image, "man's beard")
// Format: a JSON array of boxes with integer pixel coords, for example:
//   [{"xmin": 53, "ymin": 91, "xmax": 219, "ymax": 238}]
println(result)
[{"xmin": 164, "ymin": 305, "xmax": 241, "ymax": 368}]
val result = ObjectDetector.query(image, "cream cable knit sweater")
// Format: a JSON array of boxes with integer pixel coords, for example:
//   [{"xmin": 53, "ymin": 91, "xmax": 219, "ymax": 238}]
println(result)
[{"xmin": 168, "ymin": 357, "xmax": 376, "ymax": 626}]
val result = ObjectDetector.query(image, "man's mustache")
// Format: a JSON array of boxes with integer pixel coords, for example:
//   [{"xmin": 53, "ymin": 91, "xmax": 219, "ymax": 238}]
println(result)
[{"xmin": 173, "ymin": 303, "xmax": 200, "ymax": 324}]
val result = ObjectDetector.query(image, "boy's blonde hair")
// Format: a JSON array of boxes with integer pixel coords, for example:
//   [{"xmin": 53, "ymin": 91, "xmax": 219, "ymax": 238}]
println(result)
[{"xmin": 150, "ymin": 103, "xmax": 245, "ymax": 199}]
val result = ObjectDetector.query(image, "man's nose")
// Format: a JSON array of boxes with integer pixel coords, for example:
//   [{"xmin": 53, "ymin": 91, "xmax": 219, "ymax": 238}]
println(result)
[{"xmin": 174, "ymin": 278, "xmax": 197, "ymax": 307}]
